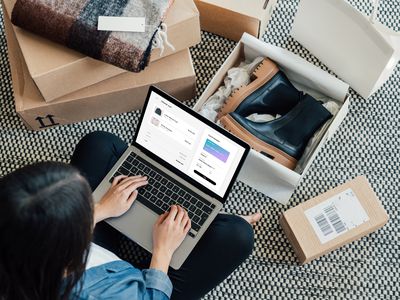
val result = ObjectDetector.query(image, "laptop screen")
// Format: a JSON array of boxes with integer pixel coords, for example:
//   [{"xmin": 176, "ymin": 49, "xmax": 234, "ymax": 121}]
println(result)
[{"xmin": 135, "ymin": 89, "xmax": 247, "ymax": 198}]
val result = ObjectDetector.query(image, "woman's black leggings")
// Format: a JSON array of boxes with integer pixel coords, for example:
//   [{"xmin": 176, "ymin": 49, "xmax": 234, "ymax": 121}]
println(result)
[{"xmin": 71, "ymin": 131, "xmax": 254, "ymax": 300}]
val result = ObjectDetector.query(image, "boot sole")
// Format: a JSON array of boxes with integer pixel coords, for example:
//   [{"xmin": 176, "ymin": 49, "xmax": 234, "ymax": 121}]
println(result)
[
  {"xmin": 217, "ymin": 58, "xmax": 279, "ymax": 119},
  {"xmin": 220, "ymin": 115, "xmax": 298, "ymax": 170}
]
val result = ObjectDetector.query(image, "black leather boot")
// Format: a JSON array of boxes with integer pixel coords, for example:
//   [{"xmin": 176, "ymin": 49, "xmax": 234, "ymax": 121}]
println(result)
[
  {"xmin": 218, "ymin": 58, "xmax": 303, "ymax": 118},
  {"xmin": 220, "ymin": 95, "xmax": 332, "ymax": 170}
]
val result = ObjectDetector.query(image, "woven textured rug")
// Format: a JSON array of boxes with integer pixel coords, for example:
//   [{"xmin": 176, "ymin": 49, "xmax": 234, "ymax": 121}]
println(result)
[{"xmin": 1, "ymin": 0, "xmax": 399, "ymax": 299}]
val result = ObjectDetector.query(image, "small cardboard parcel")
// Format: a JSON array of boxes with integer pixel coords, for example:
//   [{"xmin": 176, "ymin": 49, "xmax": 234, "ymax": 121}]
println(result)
[{"xmin": 280, "ymin": 176, "xmax": 389, "ymax": 264}]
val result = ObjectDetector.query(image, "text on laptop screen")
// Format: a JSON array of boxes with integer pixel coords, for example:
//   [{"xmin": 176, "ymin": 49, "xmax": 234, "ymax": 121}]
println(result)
[{"xmin": 136, "ymin": 91, "xmax": 246, "ymax": 198}]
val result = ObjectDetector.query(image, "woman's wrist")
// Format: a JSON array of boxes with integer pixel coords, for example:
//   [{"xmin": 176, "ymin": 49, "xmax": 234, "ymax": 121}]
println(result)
[
  {"xmin": 150, "ymin": 248, "xmax": 173, "ymax": 274},
  {"xmin": 93, "ymin": 203, "xmax": 107, "ymax": 225}
]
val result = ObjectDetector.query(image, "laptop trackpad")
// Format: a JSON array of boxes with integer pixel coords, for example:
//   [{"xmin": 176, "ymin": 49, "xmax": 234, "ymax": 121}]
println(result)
[{"xmin": 106, "ymin": 201, "xmax": 157, "ymax": 253}]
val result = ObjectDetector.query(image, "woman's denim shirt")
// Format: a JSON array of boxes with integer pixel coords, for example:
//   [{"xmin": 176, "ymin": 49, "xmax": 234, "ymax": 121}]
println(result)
[{"xmin": 70, "ymin": 261, "xmax": 172, "ymax": 299}]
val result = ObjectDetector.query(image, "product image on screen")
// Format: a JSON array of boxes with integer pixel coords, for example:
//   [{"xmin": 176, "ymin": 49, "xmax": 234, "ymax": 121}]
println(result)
[
  {"xmin": 204, "ymin": 139, "xmax": 230, "ymax": 163},
  {"xmin": 136, "ymin": 91, "xmax": 246, "ymax": 197}
]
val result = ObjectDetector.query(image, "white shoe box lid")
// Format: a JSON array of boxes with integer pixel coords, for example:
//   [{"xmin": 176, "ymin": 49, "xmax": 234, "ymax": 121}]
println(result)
[{"xmin": 291, "ymin": 0, "xmax": 399, "ymax": 99}]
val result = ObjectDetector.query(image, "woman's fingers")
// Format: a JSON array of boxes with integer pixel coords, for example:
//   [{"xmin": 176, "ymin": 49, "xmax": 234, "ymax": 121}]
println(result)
[
  {"xmin": 183, "ymin": 218, "xmax": 191, "ymax": 232},
  {"xmin": 156, "ymin": 211, "xmax": 169, "ymax": 225},
  {"xmin": 156, "ymin": 206, "xmax": 191, "ymax": 234},
  {"xmin": 182, "ymin": 210, "xmax": 189, "ymax": 225},
  {"xmin": 126, "ymin": 190, "xmax": 138, "ymax": 207},
  {"xmin": 117, "ymin": 175, "xmax": 147, "ymax": 190},
  {"xmin": 167, "ymin": 205, "xmax": 179, "ymax": 221},
  {"xmin": 113, "ymin": 174, "xmax": 144, "ymax": 187},
  {"xmin": 112, "ymin": 175, "xmax": 127, "ymax": 187},
  {"xmin": 175, "ymin": 206, "xmax": 185, "ymax": 224},
  {"xmin": 122, "ymin": 179, "xmax": 148, "ymax": 200},
  {"xmin": 182, "ymin": 210, "xmax": 191, "ymax": 231}
]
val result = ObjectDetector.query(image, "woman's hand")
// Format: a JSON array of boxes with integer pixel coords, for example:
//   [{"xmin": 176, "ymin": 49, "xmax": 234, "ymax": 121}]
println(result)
[
  {"xmin": 150, "ymin": 205, "xmax": 191, "ymax": 273},
  {"xmin": 94, "ymin": 175, "xmax": 148, "ymax": 224}
]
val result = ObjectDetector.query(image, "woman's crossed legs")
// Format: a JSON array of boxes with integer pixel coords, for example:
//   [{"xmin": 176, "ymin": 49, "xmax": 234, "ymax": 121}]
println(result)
[{"xmin": 71, "ymin": 131, "xmax": 258, "ymax": 300}]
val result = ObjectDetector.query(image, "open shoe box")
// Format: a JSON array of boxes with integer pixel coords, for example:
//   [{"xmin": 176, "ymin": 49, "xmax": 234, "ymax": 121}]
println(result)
[
  {"xmin": 194, "ymin": 34, "xmax": 350, "ymax": 204},
  {"xmin": 194, "ymin": 0, "xmax": 399, "ymax": 204},
  {"xmin": 194, "ymin": 0, "xmax": 278, "ymax": 41},
  {"xmin": 2, "ymin": 0, "xmax": 201, "ymax": 102}
]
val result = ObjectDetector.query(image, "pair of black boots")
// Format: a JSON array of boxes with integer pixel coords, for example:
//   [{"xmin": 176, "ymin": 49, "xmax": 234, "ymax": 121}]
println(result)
[{"xmin": 218, "ymin": 58, "xmax": 332, "ymax": 170}]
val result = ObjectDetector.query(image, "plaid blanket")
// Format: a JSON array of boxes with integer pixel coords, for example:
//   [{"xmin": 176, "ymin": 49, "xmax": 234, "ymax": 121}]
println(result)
[{"xmin": 11, "ymin": 0, "xmax": 174, "ymax": 72}]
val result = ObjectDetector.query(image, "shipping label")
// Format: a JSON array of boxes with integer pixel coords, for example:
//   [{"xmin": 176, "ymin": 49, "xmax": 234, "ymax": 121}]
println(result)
[{"xmin": 304, "ymin": 188, "xmax": 369, "ymax": 244}]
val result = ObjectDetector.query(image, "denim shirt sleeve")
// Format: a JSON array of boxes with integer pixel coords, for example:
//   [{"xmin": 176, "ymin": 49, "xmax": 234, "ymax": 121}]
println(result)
[
  {"xmin": 70, "ymin": 261, "xmax": 173, "ymax": 300},
  {"xmin": 143, "ymin": 268, "xmax": 173, "ymax": 297}
]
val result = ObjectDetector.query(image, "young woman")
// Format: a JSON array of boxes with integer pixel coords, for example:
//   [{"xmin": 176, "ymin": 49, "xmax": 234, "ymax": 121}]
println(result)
[{"xmin": 0, "ymin": 131, "xmax": 261, "ymax": 300}]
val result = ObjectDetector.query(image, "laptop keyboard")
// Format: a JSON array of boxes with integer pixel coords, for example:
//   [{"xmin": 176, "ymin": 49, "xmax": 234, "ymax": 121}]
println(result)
[{"xmin": 109, "ymin": 152, "xmax": 216, "ymax": 238}]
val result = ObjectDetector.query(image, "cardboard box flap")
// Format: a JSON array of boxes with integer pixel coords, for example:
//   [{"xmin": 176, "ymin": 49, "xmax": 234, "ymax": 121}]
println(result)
[
  {"xmin": 291, "ymin": 0, "xmax": 399, "ymax": 99},
  {"xmin": 168, "ymin": 0, "xmax": 199, "ymax": 23},
  {"xmin": 199, "ymin": 0, "xmax": 268, "ymax": 19},
  {"xmin": 194, "ymin": 0, "xmax": 277, "ymax": 41}
]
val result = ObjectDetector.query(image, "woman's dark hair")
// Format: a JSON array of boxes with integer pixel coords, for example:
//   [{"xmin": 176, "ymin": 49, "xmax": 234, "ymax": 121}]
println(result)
[{"xmin": 0, "ymin": 162, "xmax": 93, "ymax": 300}]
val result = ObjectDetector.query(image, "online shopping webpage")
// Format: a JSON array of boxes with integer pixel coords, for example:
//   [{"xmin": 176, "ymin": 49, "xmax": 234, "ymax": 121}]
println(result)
[{"xmin": 136, "ymin": 92, "xmax": 246, "ymax": 197}]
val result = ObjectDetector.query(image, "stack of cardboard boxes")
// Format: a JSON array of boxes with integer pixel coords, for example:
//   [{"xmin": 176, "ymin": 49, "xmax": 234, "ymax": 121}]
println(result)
[{"xmin": 2, "ymin": 0, "xmax": 201, "ymax": 130}]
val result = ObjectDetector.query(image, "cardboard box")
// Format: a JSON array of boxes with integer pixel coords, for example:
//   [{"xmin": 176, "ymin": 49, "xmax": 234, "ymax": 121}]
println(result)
[
  {"xmin": 194, "ymin": 0, "xmax": 277, "ymax": 41},
  {"xmin": 4, "ymin": 9, "xmax": 196, "ymax": 131},
  {"xmin": 2, "ymin": 0, "xmax": 200, "ymax": 102},
  {"xmin": 194, "ymin": 33, "xmax": 351, "ymax": 204},
  {"xmin": 280, "ymin": 176, "xmax": 389, "ymax": 264}
]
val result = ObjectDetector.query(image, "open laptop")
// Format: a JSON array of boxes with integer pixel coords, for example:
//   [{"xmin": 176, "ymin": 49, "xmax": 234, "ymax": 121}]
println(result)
[{"xmin": 93, "ymin": 86, "xmax": 250, "ymax": 269}]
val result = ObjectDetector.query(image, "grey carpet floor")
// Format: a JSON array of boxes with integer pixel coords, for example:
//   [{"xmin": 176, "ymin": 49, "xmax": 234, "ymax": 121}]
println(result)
[{"xmin": 1, "ymin": 0, "xmax": 400, "ymax": 299}]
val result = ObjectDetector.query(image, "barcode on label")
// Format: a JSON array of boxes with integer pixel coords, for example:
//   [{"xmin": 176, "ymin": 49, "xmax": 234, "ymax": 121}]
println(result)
[
  {"xmin": 324, "ymin": 205, "xmax": 346, "ymax": 234},
  {"xmin": 305, "ymin": 189, "xmax": 367, "ymax": 244},
  {"xmin": 314, "ymin": 213, "xmax": 333, "ymax": 236}
]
